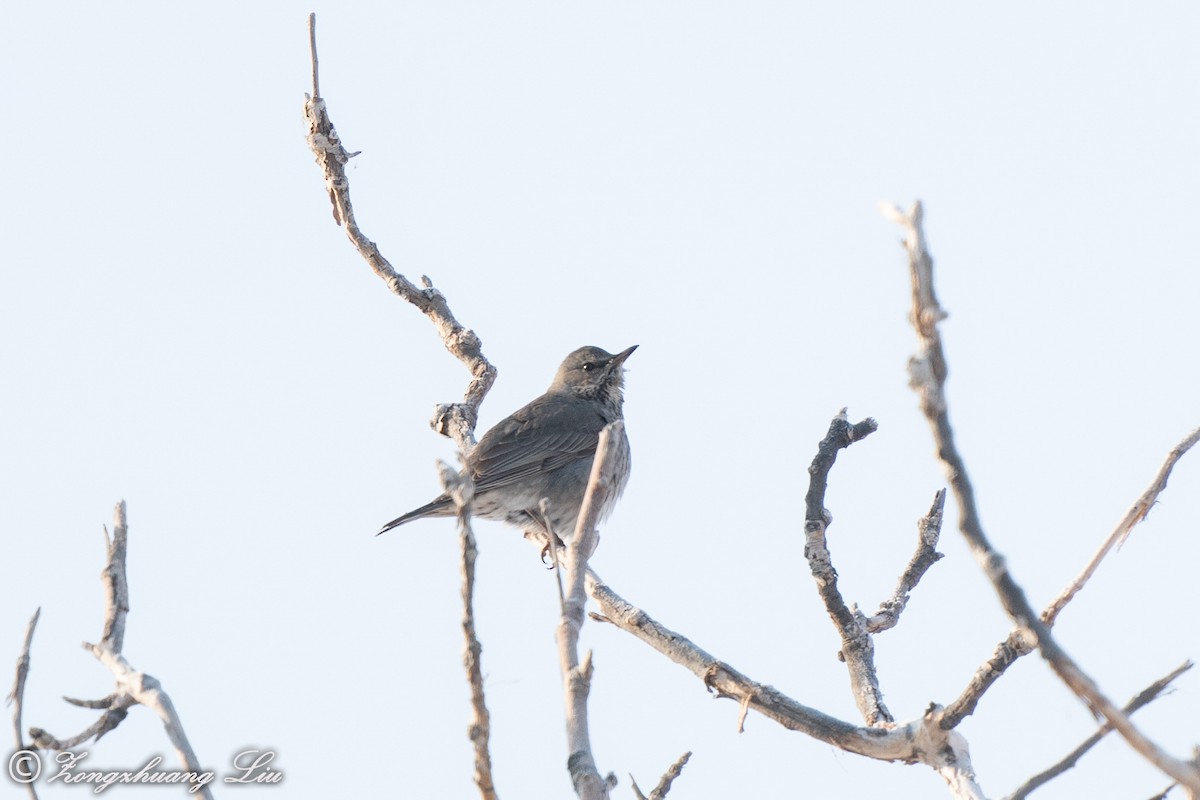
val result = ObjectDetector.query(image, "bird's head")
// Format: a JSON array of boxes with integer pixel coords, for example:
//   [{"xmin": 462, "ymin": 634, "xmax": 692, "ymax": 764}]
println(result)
[{"xmin": 549, "ymin": 345, "xmax": 638, "ymax": 404}]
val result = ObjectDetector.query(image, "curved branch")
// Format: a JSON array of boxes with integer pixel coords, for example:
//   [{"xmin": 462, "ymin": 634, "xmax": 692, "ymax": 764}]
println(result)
[
  {"xmin": 802, "ymin": 411, "xmax": 892, "ymax": 725},
  {"xmin": 303, "ymin": 13, "xmax": 495, "ymax": 450}
]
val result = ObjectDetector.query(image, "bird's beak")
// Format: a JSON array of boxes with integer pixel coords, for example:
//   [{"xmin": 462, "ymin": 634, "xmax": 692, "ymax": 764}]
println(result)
[{"xmin": 612, "ymin": 345, "xmax": 638, "ymax": 366}]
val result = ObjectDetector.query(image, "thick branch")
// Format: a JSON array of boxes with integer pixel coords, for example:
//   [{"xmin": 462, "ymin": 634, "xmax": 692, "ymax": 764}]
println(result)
[
  {"xmin": 558, "ymin": 423, "xmax": 623, "ymax": 800},
  {"xmin": 802, "ymin": 411, "xmax": 891, "ymax": 725},
  {"xmin": 1005, "ymin": 662, "xmax": 1193, "ymax": 800},
  {"xmin": 303, "ymin": 13, "xmax": 495, "ymax": 450},
  {"xmin": 84, "ymin": 645, "xmax": 211, "ymax": 798},
  {"xmin": 587, "ymin": 572, "xmax": 988, "ymax": 798},
  {"xmin": 884, "ymin": 199, "xmax": 1200, "ymax": 791},
  {"xmin": 588, "ymin": 571, "xmax": 883, "ymax": 751}
]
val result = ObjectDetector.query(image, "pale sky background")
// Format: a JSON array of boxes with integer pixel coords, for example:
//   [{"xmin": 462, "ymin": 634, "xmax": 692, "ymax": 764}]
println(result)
[{"xmin": 3, "ymin": 4, "xmax": 1199, "ymax": 799}]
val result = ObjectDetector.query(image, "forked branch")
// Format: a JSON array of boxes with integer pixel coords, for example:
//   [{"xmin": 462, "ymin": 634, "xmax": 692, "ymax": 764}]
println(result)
[
  {"xmin": 21, "ymin": 503, "xmax": 212, "ymax": 799},
  {"xmin": 884, "ymin": 199, "xmax": 1200, "ymax": 791}
]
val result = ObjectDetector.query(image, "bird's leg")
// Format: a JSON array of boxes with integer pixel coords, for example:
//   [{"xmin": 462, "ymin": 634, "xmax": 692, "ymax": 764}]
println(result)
[
  {"xmin": 531, "ymin": 500, "xmax": 568, "ymax": 615},
  {"xmin": 526, "ymin": 504, "xmax": 565, "ymax": 566}
]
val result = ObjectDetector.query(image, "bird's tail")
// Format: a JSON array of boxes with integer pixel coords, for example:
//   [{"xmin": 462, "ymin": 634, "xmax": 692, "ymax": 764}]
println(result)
[{"xmin": 376, "ymin": 496, "xmax": 454, "ymax": 536}]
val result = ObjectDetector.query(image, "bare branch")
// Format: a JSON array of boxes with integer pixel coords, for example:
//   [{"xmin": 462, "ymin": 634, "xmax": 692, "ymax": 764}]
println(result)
[
  {"xmin": 83, "ymin": 645, "xmax": 211, "ymax": 798},
  {"xmin": 29, "ymin": 695, "xmax": 136, "ymax": 751},
  {"xmin": 303, "ymin": 20, "xmax": 509, "ymax": 796},
  {"xmin": 630, "ymin": 751, "xmax": 692, "ymax": 800},
  {"xmin": 28, "ymin": 503, "xmax": 140, "ymax": 749},
  {"xmin": 586, "ymin": 571, "xmax": 989, "ymax": 800},
  {"xmin": 557, "ymin": 423, "xmax": 624, "ymax": 800},
  {"xmin": 303, "ymin": 14, "xmax": 495, "ymax": 450},
  {"xmin": 1147, "ymin": 782, "xmax": 1178, "ymax": 800},
  {"xmin": 884, "ymin": 199, "xmax": 1200, "ymax": 791},
  {"xmin": 1044, "ymin": 427, "xmax": 1200, "ymax": 627},
  {"xmin": 8, "ymin": 607, "xmax": 41, "ymax": 799},
  {"xmin": 1005, "ymin": 662, "xmax": 1193, "ymax": 800},
  {"xmin": 940, "ymin": 343, "xmax": 1200, "ymax": 730},
  {"xmin": 802, "ymin": 410, "xmax": 891, "ymax": 725},
  {"xmin": 439, "ymin": 462, "xmax": 499, "ymax": 800},
  {"xmin": 62, "ymin": 693, "xmax": 118, "ymax": 709},
  {"xmin": 588, "ymin": 570, "xmax": 876, "ymax": 751},
  {"xmin": 941, "ymin": 627, "xmax": 1036, "ymax": 730},
  {"xmin": 101, "ymin": 501, "xmax": 129, "ymax": 652},
  {"xmin": 863, "ymin": 490, "xmax": 946, "ymax": 634},
  {"xmin": 307, "ymin": 13, "xmax": 319, "ymax": 100},
  {"xmin": 22, "ymin": 504, "xmax": 212, "ymax": 799},
  {"xmin": 8, "ymin": 608, "xmax": 39, "ymax": 738}
]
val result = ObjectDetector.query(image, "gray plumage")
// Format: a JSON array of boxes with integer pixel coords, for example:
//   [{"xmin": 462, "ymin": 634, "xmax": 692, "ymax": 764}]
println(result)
[{"xmin": 378, "ymin": 345, "xmax": 636, "ymax": 539}]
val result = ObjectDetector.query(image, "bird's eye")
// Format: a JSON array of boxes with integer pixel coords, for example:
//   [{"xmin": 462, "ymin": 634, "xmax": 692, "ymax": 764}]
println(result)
[{"xmin": 581, "ymin": 363, "xmax": 596, "ymax": 372}]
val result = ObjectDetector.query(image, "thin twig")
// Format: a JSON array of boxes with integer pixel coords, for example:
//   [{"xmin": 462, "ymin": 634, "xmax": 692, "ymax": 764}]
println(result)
[
  {"xmin": 1146, "ymin": 781, "xmax": 1178, "ymax": 800},
  {"xmin": 8, "ymin": 608, "xmax": 40, "ymax": 742},
  {"xmin": 439, "ymin": 461, "xmax": 499, "ymax": 800},
  {"xmin": 62, "ymin": 694, "xmax": 118, "ymax": 709},
  {"xmin": 802, "ymin": 410, "xmax": 891, "ymax": 725},
  {"xmin": 1044, "ymin": 428, "xmax": 1200, "ymax": 626},
  {"xmin": 863, "ymin": 490, "xmax": 946, "ymax": 634},
  {"xmin": 29, "ymin": 695, "xmax": 136, "ymax": 750},
  {"xmin": 1004, "ymin": 662, "xmax": 1193, "ymax": 800},
  {"xmin": 8, "ymin": 608, "xmax": 41, "ymax": 800},
  {"xmin": 884, "ymin": 199, "xmax": 1200, "ymax": 791},
  {"xmin": 630, "ymin": 751, "xmax": 692, "ymax": 800},
  {"xmin": 303, "ymin": 14, "xmax": 495, "ymax": 451},
  {"xmin": 307, "ymin": 13, "xmax": 320, "ymax": 99},
  {"xmin": 558, "ymin": 423, "xmax": 623, "ymax": 800}
]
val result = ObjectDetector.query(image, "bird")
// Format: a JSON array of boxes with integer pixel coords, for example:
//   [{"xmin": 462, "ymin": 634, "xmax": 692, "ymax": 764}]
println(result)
[{"xmin": 377, "ymin": 345, "xmax": 636, "ymax": 541}]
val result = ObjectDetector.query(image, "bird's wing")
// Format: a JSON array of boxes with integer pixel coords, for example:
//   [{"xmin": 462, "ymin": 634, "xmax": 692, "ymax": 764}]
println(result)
[{"xmin": 470, "ymin": 396, "xmax": 605, "ymax": 493}]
